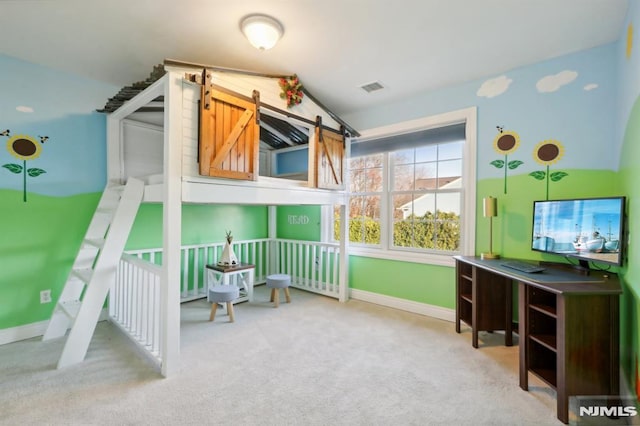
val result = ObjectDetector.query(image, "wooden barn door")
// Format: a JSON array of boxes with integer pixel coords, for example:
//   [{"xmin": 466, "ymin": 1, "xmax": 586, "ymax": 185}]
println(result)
[
  {"xmin": 314, "ymin": 117, "xmax": 345, "ymax": 189},
  {"xmin": 199, "ymin": 86, "xmax": 259, "ymax": 180}
]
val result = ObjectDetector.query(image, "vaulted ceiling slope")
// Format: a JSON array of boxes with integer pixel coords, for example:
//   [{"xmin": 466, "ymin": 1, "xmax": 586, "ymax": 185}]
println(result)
[{"xmin": 0, "ymin": 0, "xmax": 628, "ymax": 116}]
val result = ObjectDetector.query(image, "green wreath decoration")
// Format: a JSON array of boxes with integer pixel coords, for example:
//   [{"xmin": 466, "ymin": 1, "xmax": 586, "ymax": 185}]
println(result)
[{"xmin": 279, "ymin": 74, "xmax": 303, "ymax": 108}]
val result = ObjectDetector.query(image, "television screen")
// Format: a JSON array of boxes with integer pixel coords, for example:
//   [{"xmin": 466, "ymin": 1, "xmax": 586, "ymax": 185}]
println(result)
[{"xmin": 532, "ymin": 197, "xmax": 625, "ymax": 266}]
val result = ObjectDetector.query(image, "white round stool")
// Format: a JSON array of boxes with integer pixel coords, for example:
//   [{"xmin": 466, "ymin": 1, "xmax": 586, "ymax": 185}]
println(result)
[
  {"xmin": 208, "ymin": 285, "xmax": 240, "ymax": 322},
  {"xmin": 266, "ymin": 274, "xmax": 291, "ymax": 308}
]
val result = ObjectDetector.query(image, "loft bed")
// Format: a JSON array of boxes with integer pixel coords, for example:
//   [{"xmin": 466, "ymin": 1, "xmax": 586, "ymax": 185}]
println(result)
[
  {"xmin": 108, "ymin": 60, "xmax": 356, "ymax": 375},
  {"xmin": 45, "ymin": 60, "xmax": 356, "ymax": 377}
]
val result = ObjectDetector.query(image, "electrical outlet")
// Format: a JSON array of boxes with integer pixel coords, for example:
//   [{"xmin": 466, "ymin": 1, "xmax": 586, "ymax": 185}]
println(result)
[{"xmin": 40, "ymin": 289, "xmax": 52, "ymax": 304}]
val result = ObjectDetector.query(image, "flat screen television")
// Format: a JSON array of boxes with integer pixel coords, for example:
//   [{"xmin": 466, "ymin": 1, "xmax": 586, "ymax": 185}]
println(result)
[{"xmin": 532, "ymin": 196, "xmax": 626, "ymax": 267}]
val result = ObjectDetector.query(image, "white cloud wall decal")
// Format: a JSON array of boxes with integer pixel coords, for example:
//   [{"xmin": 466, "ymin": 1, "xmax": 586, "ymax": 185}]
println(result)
[
  {"xmin": 16, "ymin": 106, "xmax": 34, "ymax": 113},
  {"xmin": 536, "ymin": 70, "xmax": 578, "ymax": 93},
  {"xmin": 584, "ymin": 83, "xmax": 599, "ymax": 91},
  {"xmin": 477, "ymin": 75, "xmax": 513, "ymax": 98}
]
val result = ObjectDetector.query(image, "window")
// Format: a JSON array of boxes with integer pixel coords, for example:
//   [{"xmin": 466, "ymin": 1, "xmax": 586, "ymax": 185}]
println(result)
[
  {"xmin": 348, "ymin": 153, "xmax": 383, "ymax": 245},
  {"xmin": 390, "ymin": 141, "xmax": 463, "ymax": 251},
  {"xmin": 339, "ymin": 108, "xmax": 476, "ymax": 266}
]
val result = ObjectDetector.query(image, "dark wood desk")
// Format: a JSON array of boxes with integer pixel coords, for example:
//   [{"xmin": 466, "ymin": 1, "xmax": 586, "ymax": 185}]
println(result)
[{"xmin": 454, "ymin": 255, "xmax": 621, "ymax": 424}]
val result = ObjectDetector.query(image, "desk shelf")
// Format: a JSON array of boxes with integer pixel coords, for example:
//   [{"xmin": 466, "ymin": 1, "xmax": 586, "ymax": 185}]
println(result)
[
  {"xmin": 529, "ymin": 303, "xmax": 557, "ymax": 318},
  {"xmin": 455, "ymin": 259, "xmax": 513, "ymax": 349},
  {"xmin": 530, "ymin": 367, "xmax": 557, "ymax": 389},
  {"xmin": 529, "ymin": 333, "xmax": 557, "ymax": 352}
]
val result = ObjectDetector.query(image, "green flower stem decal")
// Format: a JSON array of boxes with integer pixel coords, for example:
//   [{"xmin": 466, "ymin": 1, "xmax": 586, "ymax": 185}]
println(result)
[
  {"xmin": 529, "ymin": 139, "xmax": 567, "ymax": 200},
  {"xmin": 491, "ymin": 127, "xmax": 523, "ymax": 194},
  {"xmin": 2, "ymin": 131, "xmax": 49, "ymax": 202}
]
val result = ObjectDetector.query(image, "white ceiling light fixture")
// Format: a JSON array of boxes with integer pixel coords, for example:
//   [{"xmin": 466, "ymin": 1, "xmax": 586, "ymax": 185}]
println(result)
[{"xmin": 240, "ymin": 14, "xmax": 284, "ymax": 51}]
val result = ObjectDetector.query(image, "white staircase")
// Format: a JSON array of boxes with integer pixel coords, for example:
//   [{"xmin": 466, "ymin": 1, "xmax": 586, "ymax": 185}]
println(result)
[{"xmin": 43, "ymin": 178, "xmax": 145, "ymax": 369}]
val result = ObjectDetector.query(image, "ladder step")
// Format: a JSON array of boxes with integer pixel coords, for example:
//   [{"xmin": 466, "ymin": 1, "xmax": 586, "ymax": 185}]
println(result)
[
  {"xmin": 46, "ymin": 177, "xmax": 145, "ymax": 369},
  {"xmin": 95, "ymin": 207, "xmax": 115, "ymax": 215},
  {"xmin": 84, "ymin": 238, "xmax": 105, "ymax": 249},
  {"xmin": 108, "ymin": 185, "xmax": 125, "ymax": 193},
  {"xmin": 70, "ymin": 268, "xmax": 93, "ymax": 283},
  {"xmin": 59, "ymin": 300, "xmax": 82, "ymax": 319}
]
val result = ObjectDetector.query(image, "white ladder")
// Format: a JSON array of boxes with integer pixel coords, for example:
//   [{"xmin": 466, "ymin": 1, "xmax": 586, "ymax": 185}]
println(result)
[{"xmin": 43, "ymin": 178, "xmax": 145, "ymax": 369}]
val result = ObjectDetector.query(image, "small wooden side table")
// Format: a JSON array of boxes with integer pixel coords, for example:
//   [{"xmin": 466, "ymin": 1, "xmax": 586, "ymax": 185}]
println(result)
[{"xmin": 205, "ymin": 263, "xmax": 255, "ymax": 313}]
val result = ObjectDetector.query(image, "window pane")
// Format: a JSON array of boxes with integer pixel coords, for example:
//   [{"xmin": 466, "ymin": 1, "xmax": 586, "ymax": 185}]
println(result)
[
  {"xmin": 394, "ymin": 193, "xmax": 435, "ymax": 218},
  {"xmin": 438, "ymin": 159, "xmax": 462, "ymax": 178},
  {"xmin": 434, "ymin": 218, "xmax": 460, "ymax": 251},
  {"xmin": 414, "ymin": 163, "xmax": 437, "ymax": 189},
  {"xmin": 349, "ymin": 157, "xmax": 366, "ymax": 170},
  {"xmin": 393, "ymin": 218, "xmax": 413, "ymax": 247},
  {"xmin": 348, "ymin": 216, "xmax": 380, "ymax": 245},
  {"xmin": 350, "ymin": 169, "xmax": 365, "ymax": 192},
  {"xmin": 414, "ymin": 219, "xmax": 436, "ymax": 249},
  {"xmin": 392, "ymin": 149, "xmax": 414, "ymax": 165},
  {"xmin": 435, "ymin": 192, "xmax": 461, "ymax": 215},
  {"xmin": 365, "ymin": 167, "xmax": 383, "ymax": 192},
  {"xmin": 364, "ymin": 220, "xmax": 381, "ymax": 244},
  {"xmin": 439, "ymin": 140, "xmax": 464, "ymax": 160},
  {"xmin": 393, "ymin": 164, "xmax": 414, "ymax": 190},
  {"xmin": 362, "ymin": 195, "xmax": 381, "ymax": 219},
  {"xmin": 415, "ymin": 145, "xmax": 437, "ymax": 163},
  {"xmin": 365, "ymin": 153, "xmax": 384, "ymax": 168},
  {"xmin": 392, "ymin": 194, "xmax": 415, "ymax": 220}
]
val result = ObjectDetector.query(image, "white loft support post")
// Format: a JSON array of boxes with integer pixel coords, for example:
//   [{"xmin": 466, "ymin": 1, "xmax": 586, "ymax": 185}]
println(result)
[
  {"xmin": 161, "ymin": 71, "xmax": 182, "ymax": 377},
  {"xmin": 338, "ymin": 200, "xmax": 349, "ymax": 302},
  {"xmin": 268, "ymin": 205, "xmax": 277, "ymax": 275},
  {"xmin": 106, "ymin": 114, "xmax": 122, "ymax": 184},
  {"xmin": 339, "ymin": 135, "xmax": 351, "ymax": 302},
  {"xmin": 307, "ymin": 126, "xmax": 317, "ymax": 188}
]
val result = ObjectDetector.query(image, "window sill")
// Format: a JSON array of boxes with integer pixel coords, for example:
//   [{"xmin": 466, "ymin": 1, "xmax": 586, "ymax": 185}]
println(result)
[{"xmin": 347, "ymin": 246, "xmax": 456, "ymax": 267}]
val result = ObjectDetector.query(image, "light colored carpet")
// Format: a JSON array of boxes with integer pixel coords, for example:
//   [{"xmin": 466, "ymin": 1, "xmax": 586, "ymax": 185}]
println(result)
[{"xmin": 0, "ymin": 286, "xmax": 561, "ymax": 425}]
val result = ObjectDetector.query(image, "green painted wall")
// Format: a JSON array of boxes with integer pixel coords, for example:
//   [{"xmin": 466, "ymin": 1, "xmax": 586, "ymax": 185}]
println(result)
[
  {"xmin": 0, "ymin": 190, "xmax": 100, "ymax": 327},
  {"xmin": 349, "ymin": 256, "xmax": 455, "ymax": 308},
  {"xmin": 276, "ymin": 205, "xmax": 321, "ymax": 241},
  {"xmin": 126, "ymin": 204, "xmax": 269, "ymax": 250},
  {"xmin": 476, "ymin": 170, "xmax": 622, "ymax": 263},
  {"xmin": 618, "ymin": 95, "xmax": 640, "ymax": 391},
  {"xmin": 0, "ymin": 193, "xmax": 267, "ymax": 330}
]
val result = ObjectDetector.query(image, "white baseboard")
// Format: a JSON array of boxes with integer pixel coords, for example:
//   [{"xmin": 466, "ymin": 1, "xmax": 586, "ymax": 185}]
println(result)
[
  {"xmin": 0, "ymin": 320, "xmax": 49, "ymax": 345},
  {"xmin": 0, "ymin": 309, "xmax": 109, "ymax": 346},
  {"xmin": 349, "ymin": 288, "xmax": 455, "ymax": 322}
]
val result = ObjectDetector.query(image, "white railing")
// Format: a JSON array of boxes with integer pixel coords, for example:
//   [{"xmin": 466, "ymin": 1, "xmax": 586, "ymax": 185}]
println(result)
[
  {"xmin": 272, "ymin": 239, "xmax": 340, "ymax": 298},
  {"xmin": 110, "ymin": 253, "xmax": 163, "ymax": 369},
  {"xmin": 112, "ymin": 238, "xmax": 340, "ymax": 372},
  {"xmin": 124, "ymin": 238, "xmax": 340, "ymax": 302},
  {"xmin": 126, "ymin": 238, "xmax": 270, "ymax": 302}
]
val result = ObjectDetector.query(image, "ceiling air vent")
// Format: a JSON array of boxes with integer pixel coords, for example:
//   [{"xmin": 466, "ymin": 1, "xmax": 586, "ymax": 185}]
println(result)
[{"xmin": 360, "ymin": 81, "xmax": 384, "ymax": 93}]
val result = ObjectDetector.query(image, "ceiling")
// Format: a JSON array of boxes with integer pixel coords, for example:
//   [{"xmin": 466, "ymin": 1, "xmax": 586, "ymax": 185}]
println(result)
[{"xmin": 0, "ymin": 0, "xmax": 629, "ymax": 117}]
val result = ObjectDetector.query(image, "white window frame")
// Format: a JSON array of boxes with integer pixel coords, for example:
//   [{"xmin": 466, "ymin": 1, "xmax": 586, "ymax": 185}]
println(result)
[{"xmin": 344, "ymin": 107, "xmax": 477, "ymax": 267}]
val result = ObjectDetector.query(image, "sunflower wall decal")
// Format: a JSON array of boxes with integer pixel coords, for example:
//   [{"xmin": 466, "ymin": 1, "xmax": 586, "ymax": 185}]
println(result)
[
  {"xmin": 529, "ymin": 139, "xmax": 568, "ymax": 200},
  {"xmin": 2, "ymin": 130, "xmax": 49, "ymax": 202},
  {"xmin": 490, "ymin": 126, "xmax": 524, "ymax": 194}
]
